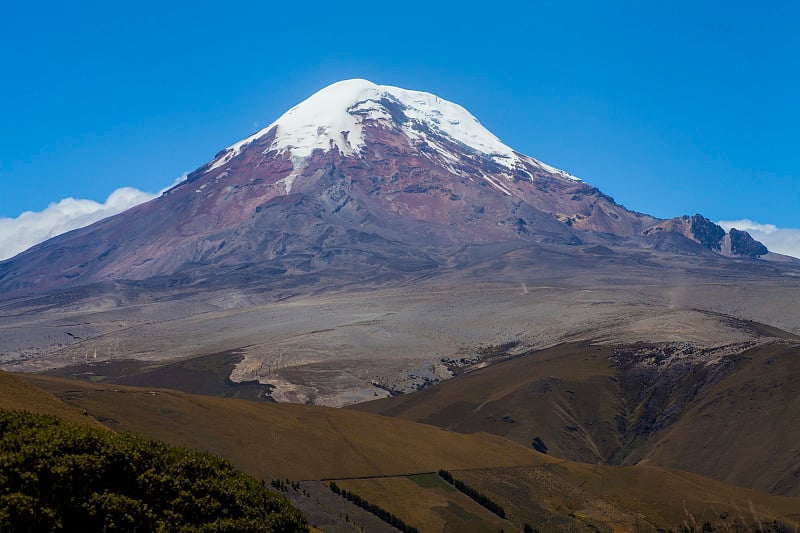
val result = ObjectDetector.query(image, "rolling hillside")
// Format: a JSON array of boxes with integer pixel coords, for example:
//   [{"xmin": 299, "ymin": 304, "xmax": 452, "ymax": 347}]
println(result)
[
  {"xmin": 354, "ymin": 339, "xmax": 800, "ymax": 497},
  {"xmin": 0, "ymin": 370, "xmax": 105, "ymax": 428},
  {"xmin": 2, "ymin": 372, "xmax": 797, "ymax": 532}
]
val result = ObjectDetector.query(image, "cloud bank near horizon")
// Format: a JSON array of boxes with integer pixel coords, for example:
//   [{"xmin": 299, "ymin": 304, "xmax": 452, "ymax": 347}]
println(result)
[
  {"xmin": 0, "ymin": 187, "xmax": 155, "ymax": 261},
  {"xmin": 718, "ymin": 219, "xmax": 800, "ymax": 259},
  {"xmin": 0, "ymin": 175, "xmax": 187, "ymax": 261}
]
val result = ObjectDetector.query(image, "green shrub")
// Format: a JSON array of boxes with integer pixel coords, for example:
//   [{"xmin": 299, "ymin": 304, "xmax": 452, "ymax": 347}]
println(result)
[{"xmin": 0, "ymin": 410, "xmax": 307, "ymax": 532}]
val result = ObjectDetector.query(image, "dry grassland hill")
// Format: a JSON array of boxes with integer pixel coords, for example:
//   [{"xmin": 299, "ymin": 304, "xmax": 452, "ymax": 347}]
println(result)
[
  {"xmin": 354, "ymin": 340, "xmax": 800, "ymax": 498},
  {"xmin": 20, "ymin": 374, "xmax": 548, "ymax": 481},
  {"xmin": 5, "ymin": 373, "xmax": 799, "ymax": 532},
  {"xmin": 0, "ymin": 370, "xmax": 105, "ymax": 428}
]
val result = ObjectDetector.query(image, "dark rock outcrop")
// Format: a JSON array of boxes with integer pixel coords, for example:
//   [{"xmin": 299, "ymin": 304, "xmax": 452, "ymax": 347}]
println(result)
[
  {"xmin": 729, "ymin": 228, "xmax": 768, "ymax": 257},
  {"xmin": 689, "ymin": 214, "xmax": 725, "ymax": 251}
]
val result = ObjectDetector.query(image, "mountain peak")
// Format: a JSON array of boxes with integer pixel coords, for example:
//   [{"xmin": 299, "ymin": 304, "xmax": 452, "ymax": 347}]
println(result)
[
  {"xmin": 0, "ymin": 79, "xmax": 782, "ymax": 299},
  {"xmin": 207, "ymin": 79, "xmax": 580, "ymax": 181}
]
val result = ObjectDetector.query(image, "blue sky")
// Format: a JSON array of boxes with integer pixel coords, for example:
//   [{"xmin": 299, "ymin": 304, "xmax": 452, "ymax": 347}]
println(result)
[{"xmin": 1, "ymin": 1, "xmax": 798, "ymax": 256}]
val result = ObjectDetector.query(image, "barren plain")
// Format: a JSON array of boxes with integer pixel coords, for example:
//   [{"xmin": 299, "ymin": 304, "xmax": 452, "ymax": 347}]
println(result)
[{"xmin": 2, "ymin": 245, "xmax": 799, "ymax": 407}]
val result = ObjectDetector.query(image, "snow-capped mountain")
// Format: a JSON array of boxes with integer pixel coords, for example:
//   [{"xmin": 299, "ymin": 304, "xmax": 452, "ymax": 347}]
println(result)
[
  {"xmin": 209, "ymin": 79, "xmax": 579, "ymax": 180},
  {"xmin": 0, "ymin": 80, "xmax": 769, "ymax": 296},
  {"xmin": 183, "ymin": 79, "xmax": 650, "ymax": 238}
]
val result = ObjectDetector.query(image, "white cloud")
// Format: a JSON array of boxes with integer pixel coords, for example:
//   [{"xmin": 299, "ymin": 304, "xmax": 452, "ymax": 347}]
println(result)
[
  {"xmin": 0, "ymin": 174, "xmax": 189, "ymax": 261},
  {"xmin": 718, "ymin": 219, "xmax": 800, "ymax": 259},
  {"xmin": 0, "ymin": 187, "xmax": 155, "ymax": 261},
  {"xmin": 159, "ymin": 172, "xmax": 188, "ymax": 194}
]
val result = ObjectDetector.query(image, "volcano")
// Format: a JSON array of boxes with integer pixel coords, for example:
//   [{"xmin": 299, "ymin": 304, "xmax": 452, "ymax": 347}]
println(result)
[{"xmin": 0, "ymin": 79, "xmax": 773, "ymax": 298}]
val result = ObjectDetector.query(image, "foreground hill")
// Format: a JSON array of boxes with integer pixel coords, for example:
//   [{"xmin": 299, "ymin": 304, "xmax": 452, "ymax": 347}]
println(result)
[
  {"xmin": 0, "ymin": 370, "xmax": 104, "ymax": 428},
  {"xmin": 0, "ymin": 410, "xmax": 306, "ymax": 532},
  {"xmin": 9, "ymin": 373, "xmax": 800, "ymax": 532},
  {"xmin": 20, "ymin": 374, "xmax": 545, "ymax": 480}
]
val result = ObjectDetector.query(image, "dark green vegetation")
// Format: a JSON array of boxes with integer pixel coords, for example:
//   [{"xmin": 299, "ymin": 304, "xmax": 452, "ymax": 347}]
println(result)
[
  {"xmin": 329, "ymin": 482, "xmax": 419, "ymax": 533},
  {"xmin": 437, "ymin": 470, "xmax": 506, "ymax": 518},
  {"xmin": 0, "ymin": 410, "xmax": 306, "ymax": 532}
]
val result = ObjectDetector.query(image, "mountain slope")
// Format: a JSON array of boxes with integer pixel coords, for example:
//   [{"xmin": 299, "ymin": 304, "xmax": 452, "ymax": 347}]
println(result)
[{"xmin": 0, "ymin": 79, "xmax": 768, "ymax": 299}]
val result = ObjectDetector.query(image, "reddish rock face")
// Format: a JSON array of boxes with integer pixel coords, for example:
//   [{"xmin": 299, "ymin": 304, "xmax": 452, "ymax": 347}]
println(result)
[{"xmin": 0, "ymin": 80, "xmax": 767, "ymax": 297}]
